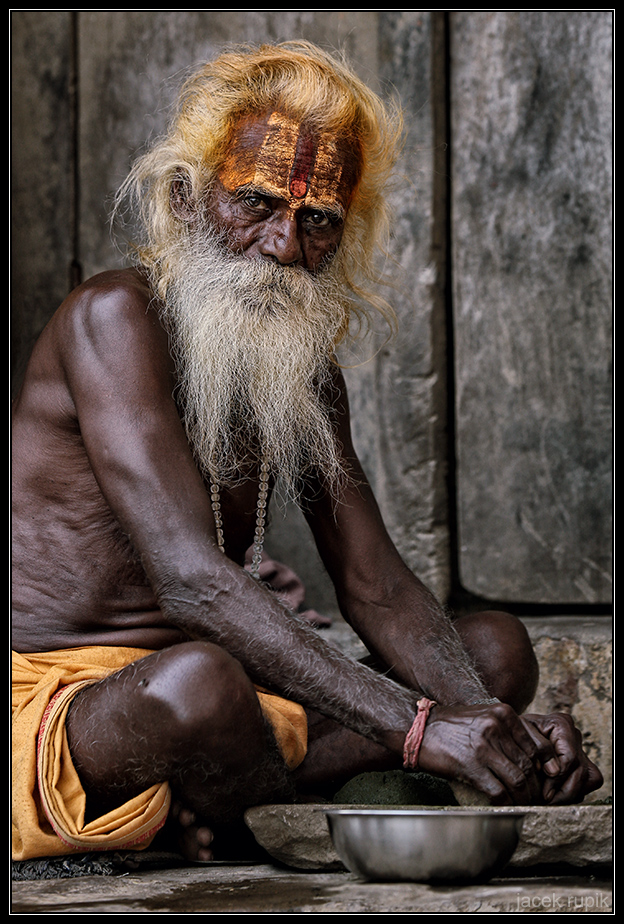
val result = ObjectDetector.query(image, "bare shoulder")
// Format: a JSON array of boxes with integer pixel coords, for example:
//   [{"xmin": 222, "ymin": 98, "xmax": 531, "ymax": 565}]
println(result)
[
  {"xmin": 56, "ymin": 268, "xmax": 161, "ymax": 354},
  {"xmin": 13, "ymin": 267, "xmax": 174, "ymax": 440},
  {"xmin": 71, "ymin": 266, "xmax": 153, "ymax": 307},
  {"xmin": 47, "ymin": 268, "xmax": 173, "ymax": 397}
]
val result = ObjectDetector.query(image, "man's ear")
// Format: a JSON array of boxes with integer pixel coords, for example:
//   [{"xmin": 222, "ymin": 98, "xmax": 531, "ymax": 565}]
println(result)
[{"xmin": 170, "ymin": 173, "xmax": 198, "ymax": 222}]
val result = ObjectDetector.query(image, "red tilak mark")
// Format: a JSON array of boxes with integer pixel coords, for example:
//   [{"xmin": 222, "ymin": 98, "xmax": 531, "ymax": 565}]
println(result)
[{"xmin": 289, "ymin": 131, "xmax": 317, "ymax": 199}]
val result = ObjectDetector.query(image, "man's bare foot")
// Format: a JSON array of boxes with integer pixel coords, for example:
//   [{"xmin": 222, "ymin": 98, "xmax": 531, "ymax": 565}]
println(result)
[
  {"xmin": 159, "ymin": 800, "xmax": 271, "ymax": 863},
  {"xmin": 167, "ymin": 801, "xmax": 215, "ymax": 862}
]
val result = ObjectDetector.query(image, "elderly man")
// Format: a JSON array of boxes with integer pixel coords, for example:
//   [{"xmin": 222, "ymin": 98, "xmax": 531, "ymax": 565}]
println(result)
[{"xmin": 12, "ymin": 41, "xmax": 602, "ymax": 863}]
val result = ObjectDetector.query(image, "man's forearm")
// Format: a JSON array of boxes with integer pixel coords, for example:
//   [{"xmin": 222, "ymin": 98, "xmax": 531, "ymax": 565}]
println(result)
[
  {"xmin": 339, "ymin": 567, "xmax": 491, "ymax": 706},
  {"xmin": 303, "ymin": 449, "xmax": 490, "ymax": 708},
  {"xmin": 156, "ymin": 556, "xmax": 420, "ymax": 755}
]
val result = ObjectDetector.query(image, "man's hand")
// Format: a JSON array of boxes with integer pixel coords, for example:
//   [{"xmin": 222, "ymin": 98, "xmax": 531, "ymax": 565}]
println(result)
[
  {"xmin": 416, "ymin": 701, "xmax": 558, "ymax": 805},
  {"xmin": 521, "ymin": 713, "xmax": 604, "ymax": 804}
]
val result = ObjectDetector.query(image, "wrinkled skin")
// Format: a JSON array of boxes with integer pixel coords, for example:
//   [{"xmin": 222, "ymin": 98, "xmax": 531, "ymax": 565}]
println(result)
[{"xmin": 12, "ymin": 112, "xmax": 602, "ymax": 860}]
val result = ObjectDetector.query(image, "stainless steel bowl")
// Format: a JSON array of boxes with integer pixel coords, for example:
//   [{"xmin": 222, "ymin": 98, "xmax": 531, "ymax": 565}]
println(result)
[{"xmin": 324, "ymin": 808, "xmax": 525, "ymax": 883}]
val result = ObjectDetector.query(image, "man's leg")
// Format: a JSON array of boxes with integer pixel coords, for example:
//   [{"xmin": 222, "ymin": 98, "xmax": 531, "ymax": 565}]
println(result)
[
  {"xmin": 65, "ymin": 641, "xmax": 293, "ymax": 860},
  {"xmin": 452, "ymin": 610, "xmax": 540, "ymax": 714},
  {"xmin": 292, "ymin": 709, "xmax": 399, "ymax": 799}
]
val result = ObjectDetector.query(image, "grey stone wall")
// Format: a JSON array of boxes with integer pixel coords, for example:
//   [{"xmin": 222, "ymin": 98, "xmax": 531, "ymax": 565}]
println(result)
[
  {"xmin": 450, "ymin": 11, "xmax": 612, "ymax": 605},
  {"xmin": 11, "ymin": 11, "xmax": 75, "ymax": 387},
  {"xmin": 11, "ymin": 10, "xmax": 612, "ymax": 614}
]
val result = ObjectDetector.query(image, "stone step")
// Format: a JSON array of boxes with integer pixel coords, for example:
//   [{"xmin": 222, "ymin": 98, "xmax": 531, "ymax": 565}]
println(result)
[{"xmin": 244, "ymin": 803, "xmax": 613, "ymax": 873}]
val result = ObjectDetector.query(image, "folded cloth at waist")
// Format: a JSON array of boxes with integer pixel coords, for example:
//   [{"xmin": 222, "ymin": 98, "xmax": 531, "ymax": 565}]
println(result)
[{"xmin": 12, "ymin": 646, "xmax": 308, "ymax": 861}]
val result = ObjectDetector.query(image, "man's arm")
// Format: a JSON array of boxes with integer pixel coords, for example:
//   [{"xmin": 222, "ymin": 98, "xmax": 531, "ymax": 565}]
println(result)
[{"xmin": 303, "ymin": 368, "xmax": 490, "ymax": 706}]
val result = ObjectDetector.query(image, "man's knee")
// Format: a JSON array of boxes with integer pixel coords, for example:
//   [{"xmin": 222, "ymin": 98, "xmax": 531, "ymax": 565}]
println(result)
[
  {"xmin": 69, "ymin": 641, "xmax": 266, "ymax": 775},
  {"xmin": 137, "ymin": 641, "xmax": 265, "ymax": 751},
  {"xmin": 454, "ymin": 610, "xmax": 539, "ymax": 713},
  {"xmin": 65, "ymin": 641, "xmax": 270, "ymax": 813}
]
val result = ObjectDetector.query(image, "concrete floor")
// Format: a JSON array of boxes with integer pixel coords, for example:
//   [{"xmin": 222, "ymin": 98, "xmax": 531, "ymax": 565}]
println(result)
[{"xmin": 11, "ymin": 860, "xmax": 613, "ymax": 915}]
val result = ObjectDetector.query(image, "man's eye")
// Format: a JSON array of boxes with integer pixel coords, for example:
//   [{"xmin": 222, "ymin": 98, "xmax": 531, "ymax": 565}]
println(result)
[
  {"xmin": 304, "ymin": 211, "xmax": 333, "ymax": 229},
  {"xmin": 243, "ymin": 194, "xmax": 269, "ymax": 210},
  {"xmin": 235, "ymin": 190, "xmax": 271, "ymax": 213}
]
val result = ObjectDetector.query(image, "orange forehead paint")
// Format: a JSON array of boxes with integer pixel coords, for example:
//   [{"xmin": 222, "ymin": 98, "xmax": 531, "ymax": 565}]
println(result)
[{"xmin": 218, "ymin": 111, "xmax": 359, "ymax": 211}]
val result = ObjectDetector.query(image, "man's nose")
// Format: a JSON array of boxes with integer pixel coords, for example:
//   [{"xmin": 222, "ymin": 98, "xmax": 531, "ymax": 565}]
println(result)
[{"xmin": 260, "ymin": 215, "xmax": 303, "ymax": 266}]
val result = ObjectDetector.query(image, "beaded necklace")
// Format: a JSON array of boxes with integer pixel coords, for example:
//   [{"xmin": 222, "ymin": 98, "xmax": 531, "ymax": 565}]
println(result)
[{"xmin": 209, "ymin": 460, "xmax": 270, "ymax": 580}]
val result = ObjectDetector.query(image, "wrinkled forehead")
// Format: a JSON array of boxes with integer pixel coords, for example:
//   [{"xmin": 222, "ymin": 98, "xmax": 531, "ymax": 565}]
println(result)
[{"xmin": 218, "ymin": 111, "xmax": 360, "ymax": 212}]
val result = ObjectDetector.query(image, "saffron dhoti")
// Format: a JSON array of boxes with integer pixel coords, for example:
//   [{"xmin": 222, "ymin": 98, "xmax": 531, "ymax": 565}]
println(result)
[{"xmin": 12, "ymin": 646, "xmax": 308, "ymax": 861}]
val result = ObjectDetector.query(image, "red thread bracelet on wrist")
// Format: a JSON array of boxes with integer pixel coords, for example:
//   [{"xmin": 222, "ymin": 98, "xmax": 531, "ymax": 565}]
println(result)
[{"xmin": 403, "ymin": 697, "xmax": 436, "ymax": 770}]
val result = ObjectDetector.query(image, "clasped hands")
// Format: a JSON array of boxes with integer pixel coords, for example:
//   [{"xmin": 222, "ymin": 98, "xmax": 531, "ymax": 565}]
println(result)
[{"xmin": 417, "ymin": 701, "xmax": 603, "ymax": 806}]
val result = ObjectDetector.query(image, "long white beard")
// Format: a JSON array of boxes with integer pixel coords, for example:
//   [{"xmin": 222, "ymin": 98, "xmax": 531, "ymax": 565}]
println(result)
[{"xmin": 159, "ymin": 232, "xmax": 353, "ymax": 502}]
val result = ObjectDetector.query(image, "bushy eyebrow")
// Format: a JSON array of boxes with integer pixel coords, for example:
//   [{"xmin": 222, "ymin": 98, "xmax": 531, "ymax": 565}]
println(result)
[
  {"xmin": 233, "ymin": 183, "xmax": 345, "ymax": 223},
  {"xmin": 232, "ymin": 183, "xmax": 275, "ymax": 202}
]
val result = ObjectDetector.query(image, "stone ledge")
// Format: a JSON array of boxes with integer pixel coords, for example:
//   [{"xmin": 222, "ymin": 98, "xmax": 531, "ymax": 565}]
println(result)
[
  {"xmin": 244, "ymin": 803, "xmax": 612, "ymax": 872},
  {"xmin": 522, "ymin": 616, "xmax": 612, "ymax": 802}
]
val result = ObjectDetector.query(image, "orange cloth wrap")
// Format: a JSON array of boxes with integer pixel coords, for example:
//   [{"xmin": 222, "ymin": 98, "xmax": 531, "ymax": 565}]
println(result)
[{"xmin": 12, "ymin": 647, "xmax": 308, "ymax": 861}]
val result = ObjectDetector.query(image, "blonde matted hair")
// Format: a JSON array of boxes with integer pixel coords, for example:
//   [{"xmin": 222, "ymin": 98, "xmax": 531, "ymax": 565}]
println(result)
[{"xmin": 116, "ymin": 40, "xmax": 404, "ymax": 338}]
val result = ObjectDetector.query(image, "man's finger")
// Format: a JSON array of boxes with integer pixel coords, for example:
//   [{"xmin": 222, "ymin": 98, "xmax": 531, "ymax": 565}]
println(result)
[{"xmin": 518, "ymin": 715, "xmax": 560, "ymax": 775}]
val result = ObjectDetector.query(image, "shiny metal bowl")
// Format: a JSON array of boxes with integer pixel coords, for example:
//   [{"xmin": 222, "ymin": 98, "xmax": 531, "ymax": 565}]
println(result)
[{"xmin": 324, "ymin": 808, "xmax": 525, "ymax": 883}]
